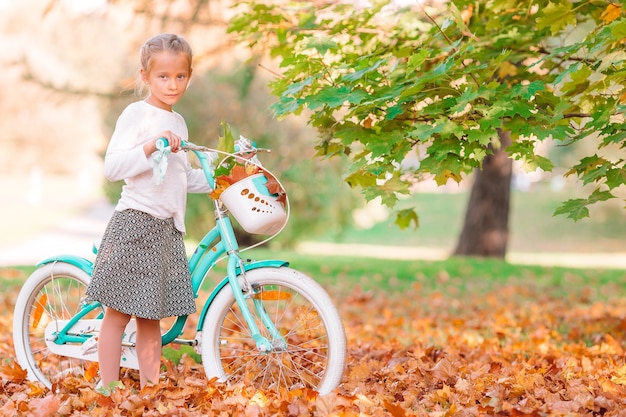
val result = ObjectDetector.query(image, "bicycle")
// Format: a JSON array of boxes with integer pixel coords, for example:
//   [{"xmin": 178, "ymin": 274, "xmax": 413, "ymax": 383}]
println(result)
[{"xmin": 12, "ymin": 137, "xmax": 347, "ymax": 395}]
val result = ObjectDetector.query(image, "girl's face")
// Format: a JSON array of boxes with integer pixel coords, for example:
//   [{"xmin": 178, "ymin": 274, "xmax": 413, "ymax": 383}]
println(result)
[{"xmin": 141, "ymin": 51, "xmax": 192, "ymax": 111}]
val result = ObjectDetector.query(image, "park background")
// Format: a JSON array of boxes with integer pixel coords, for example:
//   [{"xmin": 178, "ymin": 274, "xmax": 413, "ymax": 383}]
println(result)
[{"xmin": 1, "ymin": 0, "xmax": 625, "ymax": 268}]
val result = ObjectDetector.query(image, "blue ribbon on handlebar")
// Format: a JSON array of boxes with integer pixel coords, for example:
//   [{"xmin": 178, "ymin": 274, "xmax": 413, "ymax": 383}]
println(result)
[{"xmin": 152, "ymin": 138, "xmax": 171, "ymax": 186}]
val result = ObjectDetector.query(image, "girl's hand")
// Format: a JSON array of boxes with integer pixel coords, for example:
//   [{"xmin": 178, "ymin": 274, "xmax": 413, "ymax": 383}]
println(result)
[{"xmin": 144, "ymin": 131, "xmax": 182, "ymax": 156}]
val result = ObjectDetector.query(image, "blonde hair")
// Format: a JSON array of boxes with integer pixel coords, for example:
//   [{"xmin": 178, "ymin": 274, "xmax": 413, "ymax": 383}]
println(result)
[{"xmin": 135, "ymin": 33, "xmax": 193, "ymax": 97}]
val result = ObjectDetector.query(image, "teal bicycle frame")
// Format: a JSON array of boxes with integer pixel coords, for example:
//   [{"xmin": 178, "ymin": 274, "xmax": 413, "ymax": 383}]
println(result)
[{"xmin": 40, "ymin": 143, "xmax": 289, "ymax": 354}]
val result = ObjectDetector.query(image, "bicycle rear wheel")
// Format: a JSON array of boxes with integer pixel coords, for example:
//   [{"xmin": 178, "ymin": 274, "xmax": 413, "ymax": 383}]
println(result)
[
  {"xmin": 12, "ymin": 262, "xmax": 102, "ymax": 389},
  {"xmin": 201, "ymin": 266, "xmax": 346, "ymax": 395}
]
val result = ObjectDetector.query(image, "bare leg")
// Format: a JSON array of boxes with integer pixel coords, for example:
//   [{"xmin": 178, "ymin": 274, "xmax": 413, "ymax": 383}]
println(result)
[
  {"xmin": 98, "ymin": 308, "xmax": 131, "ymax": 387},
  {"xmin": 136, "ymin": 317, "xmax": 162, "ymax": 388}
]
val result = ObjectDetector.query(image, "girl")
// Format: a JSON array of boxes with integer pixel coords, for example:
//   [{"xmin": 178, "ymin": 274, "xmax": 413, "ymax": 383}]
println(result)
[{"xmin": 86, "ymin": 33, "xmax": 212, "ymax": 389}]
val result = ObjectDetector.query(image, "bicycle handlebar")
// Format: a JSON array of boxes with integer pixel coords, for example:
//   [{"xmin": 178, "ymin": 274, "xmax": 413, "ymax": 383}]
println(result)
[
  {"xmin": 155, "ymin": 137, "xmax": 270, "ymax": 156},
  {"xmin": 155, "ymin": 136, "xmax": 289, "ymax": 244}
]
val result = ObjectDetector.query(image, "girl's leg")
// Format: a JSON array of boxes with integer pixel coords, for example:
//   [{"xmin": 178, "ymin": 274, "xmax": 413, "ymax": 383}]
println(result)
[
  {"xmin": 135, "ymin": 317, "xmax": 162, "ymax": 388},
  {"xmin": 98, "ymin": 308, "xmax": 131, "ymax": 387}
]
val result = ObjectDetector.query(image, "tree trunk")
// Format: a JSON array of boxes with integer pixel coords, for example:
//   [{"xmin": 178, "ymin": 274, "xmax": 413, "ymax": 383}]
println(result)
[{"xmin": 453, "ymin": 129, "xmax": 513, "ymax": 258}]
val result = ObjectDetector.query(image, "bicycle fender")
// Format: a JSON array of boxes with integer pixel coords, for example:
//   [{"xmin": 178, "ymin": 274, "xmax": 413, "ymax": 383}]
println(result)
[
  {"xmin": 37, "ymin": 255, "xmax": 94, "ymax": 276},
  {"xmin": 196, "ymin": 259, "xmax": 289, "ymax": 331}
]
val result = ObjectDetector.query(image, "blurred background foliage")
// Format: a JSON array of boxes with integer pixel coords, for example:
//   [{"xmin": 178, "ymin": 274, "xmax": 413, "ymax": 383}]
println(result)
[
  {"xmin": 1, "ymin": 0, "xmax": 624, "ymax": 257},
  {"xmin": 0, "ymin": 0, "xmax": 363, "ymax": 247}
]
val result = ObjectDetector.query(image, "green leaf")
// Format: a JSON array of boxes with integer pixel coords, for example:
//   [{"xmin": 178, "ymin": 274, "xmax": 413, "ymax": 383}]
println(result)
[
  {"xmin": 554, "ymin": 189, "xmax": 614, "ymax": 220},
  {"xmin": 509, "ymin": 99, "xmax": 536, "ymax": 119},
  {"xmin": 270, "ymin": 96, "xmax": 303, "ymax": 117},
  {"xmin": 510, "ymin": 81, "xmax": 545, "ymax": 100},
  {"xmin": 406, "ymin": 49, "xmax": 429, "ymax": 73},
  {"xmin": 342, "ymin": 59, "xmax": 386, "ymax": 82},
  {"xmin": 433, "ymin": 169, "xmax": 463, "ymax": 186},
  {"xmin": 409, "ymin": 123, "xmax": 444, "ymax": 141},
  {"xmin": 450, "ymin": 87, "xmax": 481, "ymax": 115},
  {"xmin": 588, "ymin": 188, "xmax": 614, "ymax": 204},
  {"xmin": 396, "ymin": 208, "xmax": 419, "ymax": 229},
  {"xmin": 361, "ymin": 176, "xmax": 410, "ymax": 207},
  {"xmin": 536, "ymin": 1, "xmax": 576, "ymax": 35},
  {"xmin": 305, "ymin": 37, "xmax": 338, "ymax": 55},
  {"xmin": 382, "ymin": 176, "xmax": 411, "ymax": 194},
  {"xmin": 363, "ymin": 185, "xmax": 399, "ymax": 207},
  {"xmin": 218, "ymin": 121, "xmax": 235, "ymax": 153},
  {"xmin": 305, "ymin": 85, "xmax": 368, "ymax": 110},
  {"xmin": 315, "ymin": 140, "xmax": 344, "ymax": 157},
  {"xmin": 533, "ymin": 155, "xmax": 554, "ymax": 172},
  {"xmin": 485, "ymin": 100, "xmax": 514, "ymax": 120},
  {"xmin": 610, "ymin": 19, "xmax": 626, "ymax": 40},
  {"xmin": 600, "ymin": 129, "xmax": 626, "ymax": 147},
  {"xmin": 298, "ymin": 8, "xmax": 317, "ymax": 29},
  {"xmin": 606, "ymin": 167, "xmax": 626, "ymax": 189},
  {"xmin": 567, "ymin": 155, "xmax": 610, "ymax": 185},
  {"xmin": 561, "ymin": 64, "xmax": 593, "ymax": 96},
  {"xmin": 344, "ymin": 170, "xmax": 377, "ymax": 188},
  {"xmin": 283, "ymin": 77, "xmax": 314, "ymax": 96},
  {"xmin": 553, "ymin": 198, "xmax": 590, "ymax": 221}
]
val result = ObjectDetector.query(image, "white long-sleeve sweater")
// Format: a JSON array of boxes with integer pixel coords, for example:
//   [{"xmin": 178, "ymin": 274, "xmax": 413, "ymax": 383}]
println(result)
[{"xmin": 104, "ymin": 101, "xmax": 213, "ymax": 234}]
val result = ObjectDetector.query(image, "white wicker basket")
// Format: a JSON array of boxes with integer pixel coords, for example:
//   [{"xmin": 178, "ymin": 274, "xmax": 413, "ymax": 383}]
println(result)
[{"xmin": 219, "ymin": 173, "xmax": 287, "ymax": 235}]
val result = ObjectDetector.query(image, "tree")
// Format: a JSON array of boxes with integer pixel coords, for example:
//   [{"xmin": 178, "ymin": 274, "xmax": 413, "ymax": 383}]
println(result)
[
  {"xmin": 454, "ymin": 129, "xmax": 512, "ymax": 257},
  {"xmin": 227, "ymin": 0, "xmax": 626, "ymax": 257}
]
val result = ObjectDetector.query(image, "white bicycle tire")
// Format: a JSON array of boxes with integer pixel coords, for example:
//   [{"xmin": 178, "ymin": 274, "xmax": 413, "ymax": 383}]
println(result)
[
  {"xmin": 12, "ymin": 262, "xmax": 94, "ymax": 389},
  {"xmin": 201, "ymin": 267, "xmax": 346, "ymax": 395}
]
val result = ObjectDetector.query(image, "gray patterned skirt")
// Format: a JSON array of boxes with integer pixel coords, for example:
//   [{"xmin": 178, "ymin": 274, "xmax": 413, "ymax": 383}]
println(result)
[{"xmin": 86, "ymin": 209, "xmax": 196, "ymax": 320}]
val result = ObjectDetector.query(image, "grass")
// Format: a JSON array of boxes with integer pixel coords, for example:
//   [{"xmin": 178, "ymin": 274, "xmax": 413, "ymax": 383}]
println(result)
[
  {"xmin": 4, "ymin": 251, "xmax": 625, "ymax": 298},
  {"xmin": 314, "ymin": 184, "xmax": 626, "ymax": 253},
  {"xmin": 221, "ymin": 248, "xmax": 626, "ymax": 300}
]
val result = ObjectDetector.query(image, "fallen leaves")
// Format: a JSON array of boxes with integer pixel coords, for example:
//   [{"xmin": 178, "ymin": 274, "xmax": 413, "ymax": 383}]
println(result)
[{"xmin": 2, "ymin": 274, "xmax": 626, "ymax": 415}]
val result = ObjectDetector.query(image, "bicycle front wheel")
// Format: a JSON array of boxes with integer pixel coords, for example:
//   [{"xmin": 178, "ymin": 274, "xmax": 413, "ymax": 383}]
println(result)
[
  {"xmin": 12, "ymin": 262, "xmax": 102, "ymax": 389},
  {"xmin": 201, "ymin": 266, "xmax": 346, "ymax": 395}
]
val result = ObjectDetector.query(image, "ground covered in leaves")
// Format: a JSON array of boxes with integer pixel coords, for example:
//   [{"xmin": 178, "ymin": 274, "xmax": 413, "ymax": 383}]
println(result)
[{"xmin": 1, "ymin": 268, "xmax": 626, "ymax": 416}]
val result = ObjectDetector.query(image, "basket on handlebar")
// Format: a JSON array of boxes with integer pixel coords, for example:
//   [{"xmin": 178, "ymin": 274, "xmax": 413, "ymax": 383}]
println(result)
[{"xmin": 219, "ymin": 173, "xmax": 287, "ymax": 235}]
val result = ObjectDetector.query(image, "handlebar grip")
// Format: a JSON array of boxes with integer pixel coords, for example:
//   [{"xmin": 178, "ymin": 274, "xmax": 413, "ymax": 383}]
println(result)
[{"xmin": 156, "ymin": 137, "xmax": 188, "ymax": 150}]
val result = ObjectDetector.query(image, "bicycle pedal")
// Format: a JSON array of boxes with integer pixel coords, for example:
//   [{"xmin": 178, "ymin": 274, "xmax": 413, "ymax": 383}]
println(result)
[{"xmin": 81, "ymin": 336, "xmax": 99, "ymax": 355}]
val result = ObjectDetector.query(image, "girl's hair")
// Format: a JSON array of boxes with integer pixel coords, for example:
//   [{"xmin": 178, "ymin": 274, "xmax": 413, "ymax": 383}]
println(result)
[{"xmin": 135, "ymin": 33, "xmax": 193, "ymax": 97}]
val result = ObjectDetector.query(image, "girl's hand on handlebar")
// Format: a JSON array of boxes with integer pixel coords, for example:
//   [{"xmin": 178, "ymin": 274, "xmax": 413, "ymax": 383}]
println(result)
[{"xmin": 144, "ymin": 131, "xmax": 182, "ymax": 156}]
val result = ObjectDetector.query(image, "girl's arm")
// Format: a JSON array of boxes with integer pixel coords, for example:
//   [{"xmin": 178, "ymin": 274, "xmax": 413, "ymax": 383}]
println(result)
[
  {"xmin": 104, "ymin": 108, "xmax": 153, "ymax": 182},
  {"xmin": 104, "ymin": 106, "xmax": 183, "ymax": 182}
]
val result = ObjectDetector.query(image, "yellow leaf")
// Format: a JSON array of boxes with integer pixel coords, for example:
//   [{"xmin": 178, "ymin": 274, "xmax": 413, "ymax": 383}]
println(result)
[
  {"xmin": 253, "ymin": 290, "xmax": 292, "ymax": 300},
  {"xmin": 84, "ymin": 362, "xmax": 99, "ymax": 382},
  {"xmin": 461, "ymin": 4, "xmax": 473, "ymax": 24},
  {"xmin": 604, "ymin": 333, "xmax": 624, "ymax": 355},
  {"xmin": 610, "ymin": 364, "xmax": 626, "ymax": 385},
  {"xmin": 600, "ymin": 3, "xmax": 622, "ymax": 23},
  {"xmin": 157, "ymin": 402, "xmax": 171, "ymax": 413},
  {"xmin": 249, "ymin": 391, "xmax": 269, "ymax": 407},
  {"xmin": 498, "ymin": 61, "xmax": 518, "ymax": 79},
  {"xmin": 33, "ymin": 294, "xmax": 48, "ymax": 329},
  {"xmin": 245, "ymin": 164, "xmax": 259, "ymax": 176},
  {"xmin": 27, "ymin": 381, "xmax": 45, "ymax": 397}
]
